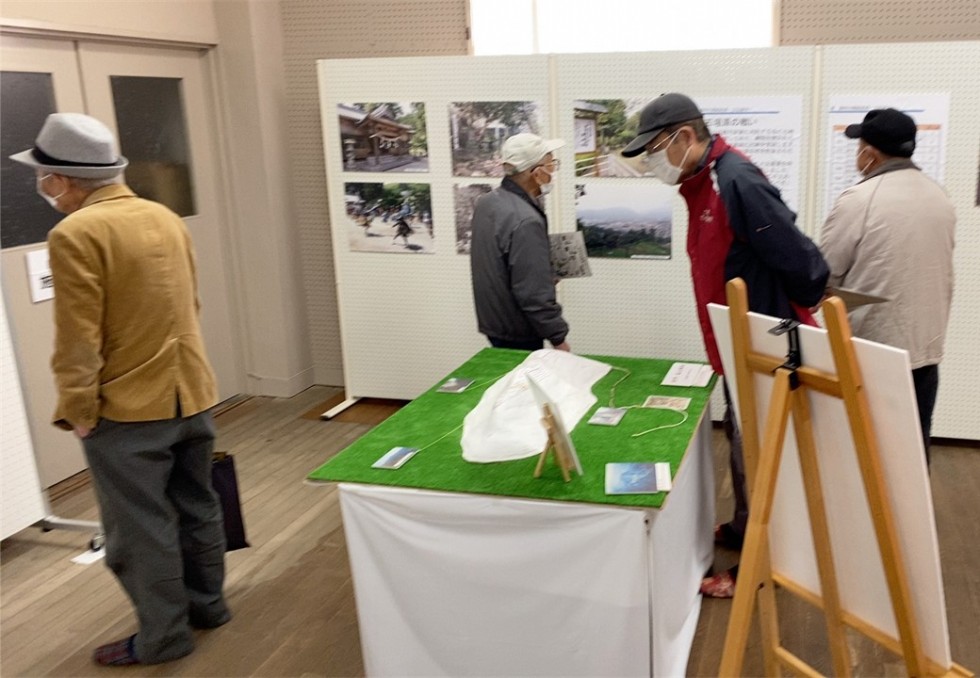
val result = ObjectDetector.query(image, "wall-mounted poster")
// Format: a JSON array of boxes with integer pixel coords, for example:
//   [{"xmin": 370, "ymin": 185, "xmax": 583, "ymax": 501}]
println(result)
[
  {"xmin": 698, "ymin": 96, "xmax": 804, "ymax": 212},
  {"xmin": 824, "ymin": 94, "xmax": 950, "ymax": 217},
  {"xmin": 343, "ymin": 182, "xmax": 433, "ymax": 254},
  {"xmin": 454, "ymin": 183, "xmax": 494, "ymax": 254},
  {"xmin": 337, "ymin": 102, "xmax": 429, "ymax": 172},
  {"xmin": 575, "ymin": 181, "xmax": 673, "ymax": 260},
  {"xmin": 450, "ymin": 101, "xmax": 541, "ymax": 177},
  {"xmin": 572, "ymin": 99, "xmax": 649, "ymax": 178}
]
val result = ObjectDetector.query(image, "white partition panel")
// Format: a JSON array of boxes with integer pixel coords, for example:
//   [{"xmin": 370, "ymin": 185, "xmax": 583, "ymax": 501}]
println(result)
[
  {"xmin": 1, "ymin": 290, "xmax": 47, "ymax": 540},
  {"xmin": 816, "ymin": 42, "xmax": 980, "ymax": 440},
  {"xmin": 554, "ymin": 48, "xmax": 816, "ymax": 361},
  {"xmin": 318, "ymin": 43, "xmax": 980, "ymax": 439},
  {"xmin": 319, "ymin": 56, "xmax": 549, "ymax": 400}
]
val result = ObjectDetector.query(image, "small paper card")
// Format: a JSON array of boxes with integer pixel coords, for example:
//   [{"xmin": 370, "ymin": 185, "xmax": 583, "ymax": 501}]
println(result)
[
  {"xmin": 661, "ymin": 362, "xmax": 714, "ymax": 388},
  {"xmin": 588, "ymin": 407, "xmax": 627, "ymax": 426},
  {"xmin": 605, "ymin": 462, "xmax": 673, "ymax": 495},
  {"xmin": 642, "ymin": 395, "xmax": 691, "ymax": 411},
  {"xmin": 372, "ymin": 446, "xmax": 419, "ymax": 469},
  {"xmin": 438, "ymin": 377, "xmax": 474, "ymax": 393},
  {"xmin": 71, "ymin": 548, "xmax": 106, "ymax": 565}
]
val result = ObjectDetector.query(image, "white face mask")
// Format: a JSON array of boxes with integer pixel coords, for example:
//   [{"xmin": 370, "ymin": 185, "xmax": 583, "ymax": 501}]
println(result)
[
  {"xmin": 643, "ymin": 131, "xmax": 689, "ymax": 185},
  {"xmin": 36, "ymin": 174, "xmax": 65, "ymax": 209}
]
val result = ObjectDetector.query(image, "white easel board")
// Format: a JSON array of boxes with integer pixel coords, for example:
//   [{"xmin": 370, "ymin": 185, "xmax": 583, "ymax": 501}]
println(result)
[{"xmin": 708, "ymin": 303, "xmax": 951, "ymax": 668}]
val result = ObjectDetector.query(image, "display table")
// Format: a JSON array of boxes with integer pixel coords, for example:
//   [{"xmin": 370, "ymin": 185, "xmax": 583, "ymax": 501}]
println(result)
[{"xmin": 309, "ymin": 348, "xmax": 716, "ymax": 677}]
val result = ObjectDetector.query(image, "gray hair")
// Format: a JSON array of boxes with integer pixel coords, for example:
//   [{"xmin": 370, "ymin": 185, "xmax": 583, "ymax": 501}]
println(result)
[{"xmin": 66, "ymin": 174, "xmax": 124, "ymax": 191}]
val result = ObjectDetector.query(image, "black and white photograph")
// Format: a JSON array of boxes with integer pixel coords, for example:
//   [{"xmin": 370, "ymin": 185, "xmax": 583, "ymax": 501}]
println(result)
[
  {"xmin": 337, "ymin": 102, "xmax": 429, "ymax": 172},
  {"xmin": 344, "ymin": 182, "xmax": 434, "ymax": 254},
  {"xmin": 453, "ymin": 183, "xmax": 493, "ymax": 254},
  {"xmin": 450, "ymin": 101, "xmax": 542, "ymax": 177},
  {"xmin": 575, "ymin": 182, "xmax": 673, "ymax": 259},
  {"xmin": 573, "ymin": 99, "xmax": 650, "ymax": 177},
  {"xmin": 549, "ymin": 231, "xmax": 591, "ymax": 279}
]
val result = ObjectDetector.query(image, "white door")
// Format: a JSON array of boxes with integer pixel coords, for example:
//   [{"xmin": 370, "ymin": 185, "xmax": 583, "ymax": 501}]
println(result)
[
  {"xmin": 1, "ymin": 35, "xmax": 243, "ymax": 487},
  {"xmin": 1, "ymin": 35, "xmax": 90, "ymax": 487},
  {"xmin": 77, "ymin": 42, "xmax": 243, "ymax": 402}
]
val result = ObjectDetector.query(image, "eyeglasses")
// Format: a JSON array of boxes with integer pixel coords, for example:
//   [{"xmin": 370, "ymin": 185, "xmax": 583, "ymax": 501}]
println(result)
[
  {"xmin": 535, "ymin": 158, "xmax": 560, "ymax": 171},
  {"xmin": 645, "ymin": 130, "xmax": 678, "ymax": 154}
]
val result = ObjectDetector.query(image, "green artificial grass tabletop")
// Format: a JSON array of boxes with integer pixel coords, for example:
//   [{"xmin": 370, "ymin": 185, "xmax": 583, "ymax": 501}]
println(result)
[{"xmin": 307, "ymin": 347, "xmax": 716, "ymax": 509}]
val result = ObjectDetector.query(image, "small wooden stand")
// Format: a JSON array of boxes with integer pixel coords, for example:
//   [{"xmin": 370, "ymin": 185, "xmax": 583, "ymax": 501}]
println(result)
[
  {"xmin": 533, "ymin": 403, "xmax": 573, "ymax": 482},
  {"xmin": 718, "ymin": 278, "xmax": 971, "ymax": 678}
]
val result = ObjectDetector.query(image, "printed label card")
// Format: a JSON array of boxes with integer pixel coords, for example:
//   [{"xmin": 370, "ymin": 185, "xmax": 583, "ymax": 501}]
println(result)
[
  {"xmin": 605, "ymin": 462, "xmax": 673, "ymax": 495},
  {"xmin": 372, "ymin": 446, "xmax": 419, "ymax": 469},
  {"xmin": 642, "ymin": 395, "xmax": 691, "ymax": 411},
  {"xmin": 588, "ymin": 407, "xmax": 627, "ymax": 426},
  {"xmin": 438, "ymin": 377, "xmax": 475, "ymax": 393},
  {"xmin": 661, "ymin": 362, "xmax": 714, "ymax": 388}
]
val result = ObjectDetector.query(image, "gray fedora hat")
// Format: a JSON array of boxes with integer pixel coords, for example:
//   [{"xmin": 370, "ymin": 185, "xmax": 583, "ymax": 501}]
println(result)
[{"xmin": 10, "ymin": 112, "xmax": 128, "ymax": 179}]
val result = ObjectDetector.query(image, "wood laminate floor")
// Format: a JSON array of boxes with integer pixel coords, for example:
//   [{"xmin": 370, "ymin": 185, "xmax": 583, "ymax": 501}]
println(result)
[{"xmin": 2, "ymin": 385, "xmax": 977, "ymax": 676}]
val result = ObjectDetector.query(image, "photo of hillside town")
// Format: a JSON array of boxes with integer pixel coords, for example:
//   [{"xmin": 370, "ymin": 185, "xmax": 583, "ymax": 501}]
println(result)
[{"xmin": 575, "ymin": 181, "xmax": 674, "ymax": 259}]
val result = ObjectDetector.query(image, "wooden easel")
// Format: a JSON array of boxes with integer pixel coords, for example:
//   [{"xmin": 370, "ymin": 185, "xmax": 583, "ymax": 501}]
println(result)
[
  {"xmin": 718, "ymin": 278, "xmax": 971, "ymax": 678},
  {"xmin": 533, "ymin": 403, "xmax": 573, "ymax": 482}
]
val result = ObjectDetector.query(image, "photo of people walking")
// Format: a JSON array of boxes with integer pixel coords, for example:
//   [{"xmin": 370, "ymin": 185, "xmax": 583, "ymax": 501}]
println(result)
[{"xmin": 343, "ymin": 182, "xmax": 434, "ymax": 254}]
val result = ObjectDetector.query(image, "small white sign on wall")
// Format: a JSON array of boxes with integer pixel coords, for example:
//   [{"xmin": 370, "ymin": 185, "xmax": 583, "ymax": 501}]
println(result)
[
  {"xmin": 574, "ymin": 117, "xmax": 596, "ymax": 153},
  {"xmin": 26, "ymin": 248, "xmax": 54, "ymax": 303}
]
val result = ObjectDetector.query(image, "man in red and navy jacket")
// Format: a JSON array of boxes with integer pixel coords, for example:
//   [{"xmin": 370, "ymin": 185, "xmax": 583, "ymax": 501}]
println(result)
[{"xmin": 623, "ymin": 93, "xmax": 829, "ymax": 597}]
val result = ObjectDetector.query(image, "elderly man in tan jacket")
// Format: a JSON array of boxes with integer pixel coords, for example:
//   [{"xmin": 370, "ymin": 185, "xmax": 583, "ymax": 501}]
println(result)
[
  {"xmin": 820, "ymin": 108, "xmax": 956, "ymax": 465},
  {"xmin": 11, "ymin": 113, "xmax": 229, "ymax": 666}
]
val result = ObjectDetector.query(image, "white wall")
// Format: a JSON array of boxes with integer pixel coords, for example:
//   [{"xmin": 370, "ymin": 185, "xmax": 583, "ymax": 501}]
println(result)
[
  {"xmin": 0, "ymin": 0, "xmax": 219, "ymax": 44},
  {"xmin": 0, "ymin": 0, "xmax": 315, "ymax": 414},
  {"xmin": 212, "ymin": 0, "xmax": 314, "ymax": 396}
]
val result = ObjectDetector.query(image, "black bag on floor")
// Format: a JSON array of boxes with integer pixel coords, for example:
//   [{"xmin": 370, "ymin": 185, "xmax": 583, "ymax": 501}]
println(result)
[{"xmin": 212, "ymin": 452, "xmax": 250, "ymax": 551}]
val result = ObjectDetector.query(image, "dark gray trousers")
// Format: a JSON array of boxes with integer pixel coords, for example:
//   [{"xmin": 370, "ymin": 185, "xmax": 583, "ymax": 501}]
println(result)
[
  {"xmin": 912, "ymin": 364, "xmax": 939, "ymax": 466},
  {"xmin": 723, "ymin": 381, "xmax": 748, "ymax": 536},
  {"xmin": 82, "ymin": 411, "xmax": 227, "ymax": 663}
]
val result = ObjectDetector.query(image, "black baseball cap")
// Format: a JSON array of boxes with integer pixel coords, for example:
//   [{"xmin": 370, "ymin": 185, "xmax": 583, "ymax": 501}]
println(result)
[
  {"xmin": 844, "ymin": 108, "xmax": 917, "ymax": 158},
  {"xmin": 621, "ymin": 93, "xmax": 704, "ymax": 158}
]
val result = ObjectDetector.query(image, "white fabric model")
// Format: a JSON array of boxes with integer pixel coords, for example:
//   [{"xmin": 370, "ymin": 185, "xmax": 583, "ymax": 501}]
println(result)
[{"xmin": 461, "ymin": 349, "xmax": 611, "ymax": 463}]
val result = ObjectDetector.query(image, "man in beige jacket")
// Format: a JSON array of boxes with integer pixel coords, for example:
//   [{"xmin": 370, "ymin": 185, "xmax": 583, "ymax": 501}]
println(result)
[
  {"xmin": 11, "ymin": 113, "xmax": 229, "ymax": 665},
  {"xmin": 820, "ymin": 108, "xmax": 955, "ymax": 464}
]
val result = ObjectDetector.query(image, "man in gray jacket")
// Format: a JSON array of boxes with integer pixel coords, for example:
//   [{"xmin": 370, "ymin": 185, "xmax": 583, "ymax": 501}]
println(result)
[
  {"xmin": 470, "ymin": 133, "xmax": 570, "ymax": 351},
  {"xmin": 821, "ymin": 108, "xmax": 955, "ymax": 464}
]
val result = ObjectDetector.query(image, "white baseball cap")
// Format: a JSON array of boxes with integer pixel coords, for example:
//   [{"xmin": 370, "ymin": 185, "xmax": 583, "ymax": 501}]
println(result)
[{"xmin": 501, "ymin": 133, "xmax": 564, "ymax": 173}]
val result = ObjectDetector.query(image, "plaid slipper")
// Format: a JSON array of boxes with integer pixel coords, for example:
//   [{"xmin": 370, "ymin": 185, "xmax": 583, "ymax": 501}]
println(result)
[
  {"xmin": 700, "ymin": 566, "xmax": 738, "ymax": 598},
  {"xmin": 93, "ymin": 635, "xmax": 139, "ymax": 666}
]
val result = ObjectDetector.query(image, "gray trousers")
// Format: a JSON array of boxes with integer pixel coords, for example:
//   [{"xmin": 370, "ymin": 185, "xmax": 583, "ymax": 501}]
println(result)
[{"xmin": 82, "ymin": 411, "xmax": 227, "ymax": 663}]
